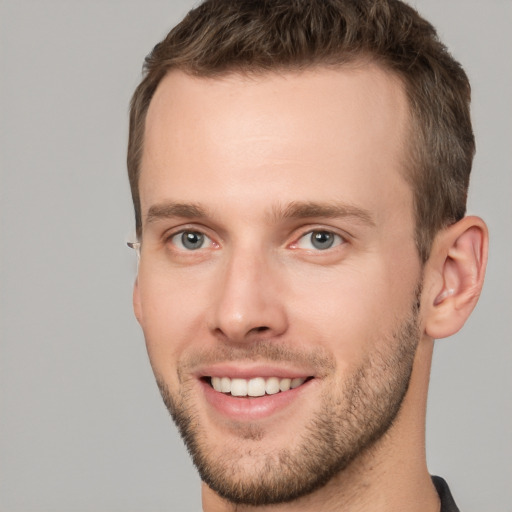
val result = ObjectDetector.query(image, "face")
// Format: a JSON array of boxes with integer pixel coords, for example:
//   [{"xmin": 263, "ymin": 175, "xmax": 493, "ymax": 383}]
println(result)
[{"xmin": 135, "ymin": 65, "xmax": 423, "ymax": 505}]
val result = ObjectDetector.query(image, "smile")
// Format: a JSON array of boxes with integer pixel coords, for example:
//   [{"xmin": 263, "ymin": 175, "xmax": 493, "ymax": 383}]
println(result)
[
  {"xmin": 200, "ymin": 371, "xmax": 316, "ymax": 421},
  {"xmin": 209, "ymin": 376, "xmax": 309, "ymax": 397}
]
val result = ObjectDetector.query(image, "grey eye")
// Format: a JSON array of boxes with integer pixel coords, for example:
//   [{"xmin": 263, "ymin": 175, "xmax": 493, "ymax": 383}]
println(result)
[
  {"xmin": 172, "ymin": 231, "xmax": 206, "ymax": 250},
  {"xmin": 296, "ymin": 230, "xmax": 343, "ymax": 250},
  {"xmin": 310, "ymin": 231, "xmax": 336, "ymax": 250}
]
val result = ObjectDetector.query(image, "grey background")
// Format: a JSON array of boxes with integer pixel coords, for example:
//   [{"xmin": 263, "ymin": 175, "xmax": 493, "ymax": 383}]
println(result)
[{"xmin": 0, "ymin": 0, "xmax": 510, "ymax": 510}]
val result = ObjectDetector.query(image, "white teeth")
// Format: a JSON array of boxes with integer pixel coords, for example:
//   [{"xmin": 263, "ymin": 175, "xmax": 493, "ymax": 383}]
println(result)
[
  {"xmin": 230, "ymin": 378, "xmax": 248, "ymax": 397},
  {"xmin": 291, "ymin": 377, "xmax": 306, "ymax": 389},
  {"xmin": 211, "ymin": 376, "xmax": 222, "ymax": 392},
  {"xmin": 220, "ymin": 377, "xmax": 231, "ymax": 393},
  {"xmin": 248, "ymin": 377, "xmax": 266, "ymax": 397},
  {"xmin": 279, "ymin": 378, "xmax": 291, "ymax": 392},
  {"xmin": 265, "ymin": 377, "xmax": 280, "ymax": 395},
  {"xmin": 209, "ymin": 376, "xmax": 308, "ymax": 396}
]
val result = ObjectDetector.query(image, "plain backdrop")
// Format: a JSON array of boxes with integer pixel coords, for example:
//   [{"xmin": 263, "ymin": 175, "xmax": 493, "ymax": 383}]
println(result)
[{"xmin": 0, "ymin": 1, "xmax": 511, "ymax": 511}]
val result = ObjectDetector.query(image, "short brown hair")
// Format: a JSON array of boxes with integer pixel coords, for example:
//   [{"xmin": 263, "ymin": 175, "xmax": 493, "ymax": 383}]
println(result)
[{"xmin": 128, "ymin": 0, "xmax": 474, "ymax": 263}]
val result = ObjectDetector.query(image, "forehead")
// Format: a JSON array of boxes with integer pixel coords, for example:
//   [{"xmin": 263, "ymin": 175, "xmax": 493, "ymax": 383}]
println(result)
[{"xmin": 141, "ymin": 64, "xmax": 412, "ymax": 224}]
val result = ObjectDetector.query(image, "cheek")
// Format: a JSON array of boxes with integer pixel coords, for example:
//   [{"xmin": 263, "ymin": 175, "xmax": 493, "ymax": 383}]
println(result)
[
  {"xmin": 286, "ymin": 256, "xmax": 419, "ymax": 366},
  {"xmin": 136, "ymin": 268, "xmax": 210, "ymax": 370}
]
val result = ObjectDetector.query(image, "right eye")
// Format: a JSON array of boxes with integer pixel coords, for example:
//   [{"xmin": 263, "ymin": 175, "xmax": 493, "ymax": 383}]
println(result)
[
  {"xmin": 295, "ymin": 230, "xmax": 344, "ymax": 251},
  {"xmin": 169, "ymin": 230, "xmax": 214, "ymax": 251}
]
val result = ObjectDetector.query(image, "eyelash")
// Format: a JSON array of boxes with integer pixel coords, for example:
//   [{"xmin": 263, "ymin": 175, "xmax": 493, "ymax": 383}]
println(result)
[
  {"xmin": 291, "ymin": 230, "xmax": 345, "ymax": 251},
  {"xmin": 167, "ymin": 229, "xmax": 217, "ymax": 251},
  {"xmin": 164, "ymin": 227, "xmax": 347, "ymax": 253}
]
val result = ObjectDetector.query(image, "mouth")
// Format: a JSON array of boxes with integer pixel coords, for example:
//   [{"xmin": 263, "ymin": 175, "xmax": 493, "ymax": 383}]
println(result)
[
  {"xmin": 203, "ymin": 376, "xmax": 313, "ymax": 397},
  {"xmin": 197, "ymin": 364, "xmax": 318, "ymax": 421}
]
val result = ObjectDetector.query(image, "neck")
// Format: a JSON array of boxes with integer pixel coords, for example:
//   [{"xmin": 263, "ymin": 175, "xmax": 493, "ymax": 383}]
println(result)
[{"xmin": 202, "ymin": 338, "xmax": 439, "ymax": 512}]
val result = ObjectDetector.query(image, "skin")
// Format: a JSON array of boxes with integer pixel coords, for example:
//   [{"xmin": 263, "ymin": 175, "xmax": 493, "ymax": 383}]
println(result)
[{"xmin": 133, "ymin": 64, "xmax": 488, "ymax": 511}]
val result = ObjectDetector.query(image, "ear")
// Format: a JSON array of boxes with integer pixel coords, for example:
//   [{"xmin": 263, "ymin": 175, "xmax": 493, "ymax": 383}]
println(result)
[
  {"xmin": 133, "ymin": 276, "xmax": 143, "ymax": 325},
  {"xmin": 423, "ymin": 216, "xmax": 488, "ymax": 339}
]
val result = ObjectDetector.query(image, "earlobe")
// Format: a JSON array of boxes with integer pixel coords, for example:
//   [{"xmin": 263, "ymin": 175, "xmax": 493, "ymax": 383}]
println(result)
[
  {"xmin": 133, "ymin": 277, "xmax": 143, "ymax": 325},
  {"xmin": 424, "ymin": 216, "xmax": 488, "ymax": 339}
]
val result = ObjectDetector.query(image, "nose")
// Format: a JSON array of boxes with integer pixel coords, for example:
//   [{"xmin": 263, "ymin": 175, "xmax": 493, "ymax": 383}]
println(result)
[{"xmin": 209, "ymin": 247, "xmax": 288, "ymax": 344}]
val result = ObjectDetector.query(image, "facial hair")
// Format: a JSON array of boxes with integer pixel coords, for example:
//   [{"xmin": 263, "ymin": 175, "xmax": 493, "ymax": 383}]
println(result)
[{"xmin": 154, "ymin": 296, "xmax": 422, "ymax": 506}]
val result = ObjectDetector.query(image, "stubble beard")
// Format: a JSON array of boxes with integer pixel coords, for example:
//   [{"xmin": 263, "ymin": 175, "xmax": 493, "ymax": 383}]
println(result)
[{"xmin": 154, "ymin": 298, "xmax": 422, "ymax": 506}]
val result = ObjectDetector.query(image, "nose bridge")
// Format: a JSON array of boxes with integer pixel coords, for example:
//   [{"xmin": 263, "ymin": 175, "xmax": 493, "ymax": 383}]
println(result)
[{"xmin": 210, "ymin": 240, "xmax": 287, "ymax": 342}]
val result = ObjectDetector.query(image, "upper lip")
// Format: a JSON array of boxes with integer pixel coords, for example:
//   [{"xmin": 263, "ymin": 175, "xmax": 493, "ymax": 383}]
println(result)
[{"xmin": 194, "ymin": 363, "xmax": 315, "ymax": 380}]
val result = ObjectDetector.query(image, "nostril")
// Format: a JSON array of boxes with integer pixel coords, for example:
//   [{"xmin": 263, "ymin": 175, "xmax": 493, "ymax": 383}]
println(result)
[{"xmin": 251, "ymin": 326, "xmax": 270, "ymax": 334}]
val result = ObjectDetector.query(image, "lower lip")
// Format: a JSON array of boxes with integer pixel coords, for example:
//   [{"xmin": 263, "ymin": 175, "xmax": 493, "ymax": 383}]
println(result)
[{"xmin": 201, "ymin": 379, "xmax": 314, "ymax": 421}]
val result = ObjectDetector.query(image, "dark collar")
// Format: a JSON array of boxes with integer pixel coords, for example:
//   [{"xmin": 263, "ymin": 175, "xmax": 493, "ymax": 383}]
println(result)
[{"xmin": 432, "ymin": 476, "xmax": 460, "ymax": 512}]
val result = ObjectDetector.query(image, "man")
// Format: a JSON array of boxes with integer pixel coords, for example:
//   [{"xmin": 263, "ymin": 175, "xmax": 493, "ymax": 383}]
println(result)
[{"xmin": 127, "ymin": 0, "xmax": 488, "ymax": 510}]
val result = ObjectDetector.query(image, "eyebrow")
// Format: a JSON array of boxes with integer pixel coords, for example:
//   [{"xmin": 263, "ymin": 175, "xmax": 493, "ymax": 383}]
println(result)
[
  {"xmin": 144, "ymin": 200, "xmax": 375, "ymax": 227},
  {"xmin": 145, "ymin": 202, "xmax": 209, "ymax": 225},
  {"xmin": 273, "ymin": 201, "xmax": 375, "ymax": 226}
]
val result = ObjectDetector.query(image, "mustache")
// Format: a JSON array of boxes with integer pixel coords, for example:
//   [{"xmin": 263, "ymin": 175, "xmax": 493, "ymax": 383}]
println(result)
[{"xmin": 178, "ymin": 341, "xmax": 336, "ymax": 379}]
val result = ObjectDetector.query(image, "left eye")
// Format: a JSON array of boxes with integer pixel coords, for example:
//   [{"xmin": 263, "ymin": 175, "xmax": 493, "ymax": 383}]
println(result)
[
  {"xmin": 295, "ymin": 230, "xmax": 344, "ymax": 250},
  {"xmin": 170, "ymin": 231, "xmax": 213, "ymax": 251}
]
